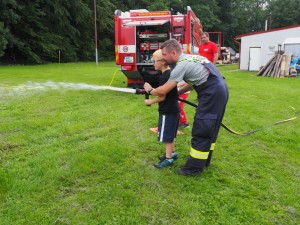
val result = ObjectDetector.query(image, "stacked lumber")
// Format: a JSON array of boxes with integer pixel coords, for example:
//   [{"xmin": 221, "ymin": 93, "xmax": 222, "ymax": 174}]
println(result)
[{"xmin": 257, "ymin": 53, "xmax": 292, "ymax": 78}]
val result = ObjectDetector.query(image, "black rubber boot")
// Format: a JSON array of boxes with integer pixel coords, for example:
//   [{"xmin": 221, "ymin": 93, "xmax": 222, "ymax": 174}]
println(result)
[
  {"xmin": 205, "ymin": 150, "xmax": 213, "ymax": 167},
  {"xmin": 176, "ymin": 156, "xmax": 206, "ymax": 176}
]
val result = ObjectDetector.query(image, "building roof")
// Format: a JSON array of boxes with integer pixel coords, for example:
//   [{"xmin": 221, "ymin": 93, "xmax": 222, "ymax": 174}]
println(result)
[
  {"xmin": 234, "ymin": 24, "xmax": 300, "ymax": 40},
  {"xmin": 283, "ymin": 37, "xmax": 300, "ymax": 45}
]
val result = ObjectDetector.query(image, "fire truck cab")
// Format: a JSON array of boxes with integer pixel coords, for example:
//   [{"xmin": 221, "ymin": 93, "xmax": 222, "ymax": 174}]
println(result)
[{"xmin": 114, "ymin": 6, "xmax": 203, "ymax": 88}]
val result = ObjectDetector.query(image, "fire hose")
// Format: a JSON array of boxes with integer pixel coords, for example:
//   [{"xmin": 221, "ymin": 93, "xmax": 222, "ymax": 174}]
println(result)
[
  {"xmin": 176, "ymin": 98, "xmax": 298, "ymax": 135},
  {"xmin": 135, "ymin": 88, "xmax": 298, "ymax": 135},
  {"xmin": 101, "ymin": 85, "xmax": 298, "ymax": 135}
]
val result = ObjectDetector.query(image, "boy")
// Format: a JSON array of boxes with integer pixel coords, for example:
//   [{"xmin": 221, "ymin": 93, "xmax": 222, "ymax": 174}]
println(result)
[{"xmin": 144, "ymin": 49, "xmax": 180, "ymax": 168}]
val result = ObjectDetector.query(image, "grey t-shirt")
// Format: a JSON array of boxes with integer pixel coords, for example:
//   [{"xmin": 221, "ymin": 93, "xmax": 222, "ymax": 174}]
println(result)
[{"xmin": 168, "ymin": 54, "xmax": 210, "ymax": 86}]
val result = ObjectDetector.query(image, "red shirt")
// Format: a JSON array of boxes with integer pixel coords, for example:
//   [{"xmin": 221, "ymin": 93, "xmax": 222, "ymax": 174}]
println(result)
[{"xmin": 199, "ymin": 41, "xmax": 218, "ymax": 63}]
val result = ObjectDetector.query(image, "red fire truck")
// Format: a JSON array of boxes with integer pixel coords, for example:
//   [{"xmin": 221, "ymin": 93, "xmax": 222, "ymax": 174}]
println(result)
[{"xmin": 114, "ymin": 6, "xmax": 203, "ymax": 87}]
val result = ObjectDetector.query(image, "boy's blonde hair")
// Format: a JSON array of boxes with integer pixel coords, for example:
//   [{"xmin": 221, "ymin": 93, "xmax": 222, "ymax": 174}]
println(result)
[
  {"xmin": 152, "ymin": 49, "xmax": 169, "ymax": 69},
  {"xmin": 152, "ymin": 49, "xmax": 163, "ymax": 59}
]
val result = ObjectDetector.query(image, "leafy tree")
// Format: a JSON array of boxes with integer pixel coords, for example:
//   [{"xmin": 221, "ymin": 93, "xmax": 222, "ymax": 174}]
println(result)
[
  {"xmin": 213, "ymin": 0, "xmax": 237, "ymax": 47},
  {"xmin": 267, "ymin": 0, "xmax": 300, "ymax": 28},
  {"xmin": 38, "ymin": 0, "xmax": 93, "ymax": 62},
  {"xmin": 169, "ymin": 0, "xmax": 184, "ymax": 13},
  {"xmin": 147, "ymin": 1, "xmax": 169, "ymax": 11},
  {"xmin": 0, "ymin": 22, "xmax": 8, "ymax": 57},
  {"xmin": 96, "ymin": 0, "xmax": 117, "ymax": 60},
  {"xmin": 0, "ymin": 0, "xmax": 20, "ymax": 61},
  {"xmin": 213, "ymin": 0, "xmax": 270, "ymax": 49},
  {"xmin": 1, "ymin": 0, "xmax": 300, "ymax": 64},
  {"xmin": 186, "ymin": 0, "xmax": 221, "ymax": 31},
  {"xmin": 8, "ymin": 1, "xmax": 49, "ymax": 63}
]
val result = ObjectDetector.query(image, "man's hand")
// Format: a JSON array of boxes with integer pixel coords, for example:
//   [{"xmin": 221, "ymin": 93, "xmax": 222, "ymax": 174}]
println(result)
[{"xmin": 178, "ymin": 82, "xmax": 193, "ymax": 95}]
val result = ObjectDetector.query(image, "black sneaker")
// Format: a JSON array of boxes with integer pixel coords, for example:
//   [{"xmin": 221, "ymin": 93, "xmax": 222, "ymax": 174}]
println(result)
[
  {"xmin": 154, "ymin": 158, "xmax": 174, "ymax": 168},
  {"xmin": 158, "ymin": 152, "xmax": 178, "ymax": 161}
]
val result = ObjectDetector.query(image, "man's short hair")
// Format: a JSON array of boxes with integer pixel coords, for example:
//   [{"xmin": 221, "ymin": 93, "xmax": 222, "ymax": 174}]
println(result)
[
  {"xmin": 202, "ymin": 32, "xmax": 210, "ymax": 38},
  {"xmin": 160, "ymin": 39, "xmax": 182, "ymax": 53}
]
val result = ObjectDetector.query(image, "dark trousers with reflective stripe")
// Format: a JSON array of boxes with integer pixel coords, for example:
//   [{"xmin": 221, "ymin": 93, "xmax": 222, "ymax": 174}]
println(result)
[{"xmin": 182, "ymin": 73, "xmax": 229, "ymax": 174}]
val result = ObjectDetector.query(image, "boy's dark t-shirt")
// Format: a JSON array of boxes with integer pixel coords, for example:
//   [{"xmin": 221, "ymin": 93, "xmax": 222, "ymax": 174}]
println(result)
[{"xmin": 158, "ymin": 69, "xmax": 180, "ymax": 114}]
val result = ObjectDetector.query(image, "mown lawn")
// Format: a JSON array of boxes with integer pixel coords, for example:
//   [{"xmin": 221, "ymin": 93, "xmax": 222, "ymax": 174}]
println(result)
[{"xmin": 0, "ymin": 62, "xmax": 299, "ymax": 224}]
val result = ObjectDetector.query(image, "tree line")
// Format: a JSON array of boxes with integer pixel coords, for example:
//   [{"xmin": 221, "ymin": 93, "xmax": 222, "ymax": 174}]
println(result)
[{"xmin": 0, "ymin": 0, "xmax": 299, "ymax": 64}]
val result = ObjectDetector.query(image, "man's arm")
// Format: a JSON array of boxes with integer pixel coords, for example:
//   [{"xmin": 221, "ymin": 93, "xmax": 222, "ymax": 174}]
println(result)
[
  {"xmin": 178, "ymin": 82, "xmax": 193, "ymax": 95},
  {"xmin": 144, "ymin": 81, "xmax": 178, "ymax": 97},
  {"xmin": 213, "ymin": 52, "xmax": 218, "ymax": 64},
  {"xmin": 212, "ymin": 42, "xmax": 219, "ymax": 64}
]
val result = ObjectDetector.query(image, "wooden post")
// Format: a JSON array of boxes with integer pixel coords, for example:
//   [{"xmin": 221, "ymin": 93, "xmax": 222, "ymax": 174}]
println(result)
[
  {"xmin": 285, "ymin": 53, "xmax": 291, "ymax": 77},
  {"xmin": 280, "ymin": 54, "xmax": 286, "ymax": 78}
]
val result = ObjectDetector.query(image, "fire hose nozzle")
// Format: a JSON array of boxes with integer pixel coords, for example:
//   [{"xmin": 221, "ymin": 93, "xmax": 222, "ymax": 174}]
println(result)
[{"xmin": 135, "ymin": 88, "xmax": 146, "ymax": 95}]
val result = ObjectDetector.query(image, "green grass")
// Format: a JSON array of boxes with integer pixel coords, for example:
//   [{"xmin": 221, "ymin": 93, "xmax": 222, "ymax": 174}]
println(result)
[{"xmin": 0, "ymin": 62, "xmax": 299, "ymax": 224}]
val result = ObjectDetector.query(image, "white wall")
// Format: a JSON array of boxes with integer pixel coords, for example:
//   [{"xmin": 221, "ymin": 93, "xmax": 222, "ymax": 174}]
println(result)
[{"xmin": 239, "ymin": 27, "xmax": 300, "ymax": 70}]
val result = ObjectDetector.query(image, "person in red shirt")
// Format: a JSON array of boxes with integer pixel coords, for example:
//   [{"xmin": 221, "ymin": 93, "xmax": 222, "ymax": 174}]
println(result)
[{"xmin": 199, "ymin": 32, "xmax": 218, "ymax": 64}]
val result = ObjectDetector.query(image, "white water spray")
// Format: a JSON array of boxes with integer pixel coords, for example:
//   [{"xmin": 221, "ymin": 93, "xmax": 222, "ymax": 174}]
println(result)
[{"xmin": 0, "ymin": 81, "xmax": 136, "ymax": 97}]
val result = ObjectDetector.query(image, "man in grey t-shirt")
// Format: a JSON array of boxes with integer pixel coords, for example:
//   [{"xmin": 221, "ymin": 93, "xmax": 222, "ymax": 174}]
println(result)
[{"xmin": 144, "ymin": 39, "xmax": 229, "ymax": 176}]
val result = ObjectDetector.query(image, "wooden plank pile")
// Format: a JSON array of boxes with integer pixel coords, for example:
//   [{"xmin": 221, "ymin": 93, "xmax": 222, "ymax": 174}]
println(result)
[{"xmin": 257, "ymin": 53, "xmax": 295, "ymax": 77}]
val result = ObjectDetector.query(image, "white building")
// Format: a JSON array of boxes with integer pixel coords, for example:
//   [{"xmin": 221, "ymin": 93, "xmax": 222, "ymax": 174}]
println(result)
[{"xmin": 234, "ymin": 24, "xmax": 300, "ymax": 71}]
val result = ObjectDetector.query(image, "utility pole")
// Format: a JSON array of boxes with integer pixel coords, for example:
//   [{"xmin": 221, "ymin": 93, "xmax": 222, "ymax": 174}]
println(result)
[
  {"xmin": 265, "ymin": 13, "xmax": 272, "ymax": 31},
  {"xmin": 94, "ymin": 0, "xmax": 98, "ymax": 66},
  {"xmin": 268, "ymin": 13, "xmax": 272, "ymax": 30}
]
